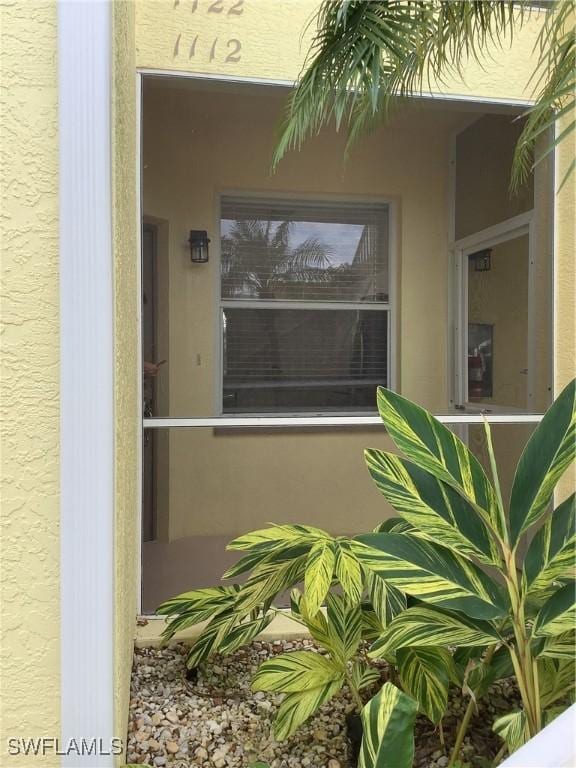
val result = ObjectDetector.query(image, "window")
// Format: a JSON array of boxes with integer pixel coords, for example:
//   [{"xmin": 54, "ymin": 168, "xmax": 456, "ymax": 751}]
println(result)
[{"xmin": 220, "ymin": 196, "xmax": 391, "ymax": 414}]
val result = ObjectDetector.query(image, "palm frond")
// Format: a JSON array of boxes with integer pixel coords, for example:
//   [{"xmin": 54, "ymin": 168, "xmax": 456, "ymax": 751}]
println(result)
[
  {"xmin": 273, "ymin": 0, "xmax": 528, "ymax": 168},
  {"xmin": 511, "ymin": 0, "xmax": 575, "ymax": 191},
  {"xmin": 274, "ymin": 0, "xmax": 573, "ymax": 190}
]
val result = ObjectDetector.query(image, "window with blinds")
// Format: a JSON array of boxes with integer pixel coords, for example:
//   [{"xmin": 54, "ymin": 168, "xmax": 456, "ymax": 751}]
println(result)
[{"xmin": 220, "ymin": 196, "xmax": 390, "ymax": 414}]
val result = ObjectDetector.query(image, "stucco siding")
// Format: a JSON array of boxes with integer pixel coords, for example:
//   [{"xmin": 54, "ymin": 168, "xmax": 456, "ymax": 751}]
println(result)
[
  {"xmin": 135, "ymin": 0, "xmax": 547, "ymax": 102},
  {"xmin": 112, "ymin": 0, "xmax": 140, "ymax": 759},
  {"xmin": 0, "ymin": 0, "xmax": 60, "ymax": 764}
]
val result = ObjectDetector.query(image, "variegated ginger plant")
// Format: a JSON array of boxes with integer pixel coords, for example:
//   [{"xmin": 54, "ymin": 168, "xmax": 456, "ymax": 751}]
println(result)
[
  {"xmin": 354, "ymin": 378, "xmax": 575, "ymax": 763},
  {"xmin": 158, "ymin": 379, "xmax": 575, "ymax": 767}
]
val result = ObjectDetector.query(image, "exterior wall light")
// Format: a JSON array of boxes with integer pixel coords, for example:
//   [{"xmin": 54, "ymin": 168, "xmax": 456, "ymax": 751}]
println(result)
[
  {"xmin": 470, "ymin": 248, "xmax": 492, "ymax": 272},
  {"xmin": 188, "ymin": 230, "xmax": 210, "ymax": 263}
]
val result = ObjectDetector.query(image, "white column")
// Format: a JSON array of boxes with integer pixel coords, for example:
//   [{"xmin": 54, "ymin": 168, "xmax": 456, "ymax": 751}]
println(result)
[
  {"xmin": 499, "ymin": 705, "xmax": 576, "ymax": 768},
  {"xmin": 58, "ymin": 1, "xmax": 115, "ymax": 765}
]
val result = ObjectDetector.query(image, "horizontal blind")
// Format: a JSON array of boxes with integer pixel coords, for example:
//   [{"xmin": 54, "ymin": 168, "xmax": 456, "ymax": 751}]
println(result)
[
  {"xmin": 221, "ymin": 196, "xmax": 389, "ymax": 303},
  {"xmin": 223, "ymin": 308, "xmax": 388, "ymax": 413}
]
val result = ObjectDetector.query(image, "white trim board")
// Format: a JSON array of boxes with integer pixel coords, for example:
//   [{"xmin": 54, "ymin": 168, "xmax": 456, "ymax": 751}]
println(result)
[
  {"xmin": 139, "ymin": 68, "xmax": 536, "ymax": 109},
  {"xmin": 143, "ymin": 413, "xmax": 544, "ymax": 429},
  {"xmin": 59, "ymin": 1, "xmax": 115, "ymax": 765}
]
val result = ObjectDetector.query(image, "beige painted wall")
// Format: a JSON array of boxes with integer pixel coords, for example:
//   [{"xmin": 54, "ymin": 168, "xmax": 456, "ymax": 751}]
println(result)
[
  {"xmin": 0, "ymin": 0, "xmax": 60, "ymax": 764},
  {"xmin": 455, "ymin": 114, "xmax": 533, "ymax": 240},
  {"xmin": 456, "ymin": 113, "xmax": 553, "ymax": 413},
  {"xmin": 144, "ymin": 84, "xmax": 537, "ymax": 542},
  {"xmin": 468, "ymin": 236, "xmax": 530, "ymax": 409}
]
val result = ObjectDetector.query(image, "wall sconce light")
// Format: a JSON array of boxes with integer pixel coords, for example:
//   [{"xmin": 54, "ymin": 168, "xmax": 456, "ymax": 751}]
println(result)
[
  {"xmin": 188, "ymin": 230, "xmax": 210, "ymax": 263},
  {"xmin": 470, "ymin": 248, "xmax": 492, "ymax": 272}
]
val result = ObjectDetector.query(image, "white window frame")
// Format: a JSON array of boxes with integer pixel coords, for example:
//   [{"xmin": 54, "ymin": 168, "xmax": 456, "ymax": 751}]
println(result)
[
  {"xmin": 453, "ymin": 210, "xmax": 537, "ymax": 412},
  {"xmin": 215, "ymin": 191, "xmax": 395, "ymax": 418}
]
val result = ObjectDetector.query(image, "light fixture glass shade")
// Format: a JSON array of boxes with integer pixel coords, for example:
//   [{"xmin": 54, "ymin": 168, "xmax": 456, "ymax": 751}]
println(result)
[{"xmin": 188, "ymin": 230, "xmax": 210, "ymax": 263}]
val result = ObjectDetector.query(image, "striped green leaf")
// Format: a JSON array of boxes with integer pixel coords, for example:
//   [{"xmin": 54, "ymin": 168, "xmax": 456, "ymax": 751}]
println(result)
[
  {"xmin": 222, "ymin": 549, "xmax": 274, "ymax": 580},
  {"xmin": 218, "ymin": 612, "xmax": 274, "ymax": 656},
  {"xmin": 326, "ymin": 592, "xmax": 363, "ymax": 665},
  {"xmin": 533, "ymin": 581, "xmax": 576, "ymax": 637},
  {"xmin": 359, "ymin": 683, "xmax": 418, "ymax": 768},
  {"xmin": 538, "ymin": 657, "xmax": 576, "ymax": 708},
  {"xmin": 273, "ymin": 678, "xmax": 343, "ymax": 740},
  {"xmin": 290, "ymin": 588, "xmax": 331, "ymax": 648},
  {"xmin": 369, "ymin": 606, "xmax": 500, "ymax": 659},
  {"xmin": 185, "ymin": 608, "xmax": 239, "ymax": 668},
  {"xmin": 493, "ymin": 710, "xmax": 529, "ymax": 753},
  {"xmin": 335, "ymin": 539, "xmax": 364, "ymax": 604},
  {"xmin": 222, "ymin": 542, "xmax": 313, "ymax": 582},
  {"xmin": 509, "ymin": 378, "xmax": 575, "ymax": 545},
  {"xmin": 366, "ymin": 571, "xmax": 407, "ymax": 629},
  {"xmin": 252, "ymin": 650, "xmax": 342, "ymax": 693},
  {"xmin": 361, "ymin": 604, "xmax": 388, "ymax": 643},
  {"xmin": 451, "ymin": 645, "xmax": 514, "ymax": 700},
  {"xmin": 351, "ymin": 660, "xmax": 381, "ymax": 692},
  {"xmin": 523, "ymin": 493, "xmax": 575, "ymax": 596},
  {"xmin": 365, "ymin": 450, "xmax": 499, "ymax": 565},
  {"xmin": 234, "ymin": 550, "xmax": 309, "ymax": 613},
  {"xmin": 397, "ymin": 647, "xmax": 453, "ymax": 724},
  {"xmin": 373, "ymin": 518, "xmax": 415, "ymax": 534},
  {"xmin": 355, "ymin": 533, "xmax": 507, "ymax": 620},
  {"xmin": 467, "ymin": 645, "xmax": 514, "ymax": 698},
  {"xmin": 157, "ymin": 585, "xmax": 240, "ymax": 641},
  {"xmin": 305, "ymin": 540, "xmax": 336, "ymax": 616},
  {"xmin": 228, "ymin": 523, "xmax": 330, "ymax": 552},
  {"xmin": 539, "ymin": 631, "xmax": 576, "ymax": 660},
  {"xmin": 374, "ymin": 387, "xmax": 500, "ymax": 535}
]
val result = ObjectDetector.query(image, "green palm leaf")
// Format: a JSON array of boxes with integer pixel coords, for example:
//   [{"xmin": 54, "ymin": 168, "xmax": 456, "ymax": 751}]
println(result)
[
  {"xmin": 252, "ymin": 650, "xmax": 342, "ymax": 693},
  {"xmin": 523, "ymin": 492, "xmax": 575, "ymax": 596},
  {"xmin": 273, "ymin": 678, "xmax": 343, "ymax": 741},
  {"xmin": 358, "ymin": 682, "xmax": 418, "ymax": 768},
  {"xmin": 274, "ymin": 1, "xmax": 573, "ymax": 189},
  {"xmin": 372, "ymin": 388, "xmax": 501, "ymax": 535},
  {"xmin": 355, "ymin": 533, "xmax": 508, "ymax": 620},
  {"xmin": 397, "ymin": 647, "xmax": 453, "ymax": 724},
  {"xmin": 509, "ymin": 378, "xmax": 575, "ymax": 545},
  {"xmin": 365, "ymin": 449, "xmax": 499, "ymax": 565},
  {"xmin": 305, "ymin": 539, "xmax": 336, "ymax": 616},
  {"xmin": 533, "ymin": 580, "xmax": 576, "ymax": 637},
  {"xmin": 511, "ymin": 0, "xmax": 575, "ymax": 191},
  {"xmin": 369, "ymin": 606, "xmax": 500, "ymax": 658}
]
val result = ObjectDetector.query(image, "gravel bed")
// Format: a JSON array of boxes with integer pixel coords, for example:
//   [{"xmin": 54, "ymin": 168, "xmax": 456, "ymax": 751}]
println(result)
[{"xmin": 127, "ymin": 640, "xmax": 520, "ymax": 768}]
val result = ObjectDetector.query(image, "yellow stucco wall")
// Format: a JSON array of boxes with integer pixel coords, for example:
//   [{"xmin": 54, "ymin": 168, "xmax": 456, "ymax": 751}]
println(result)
[
  {"xmin": 0, "ymin": 1, "xmax": 60, "ymax": 765},
  {"xmin": 135, "ymin": 0, "xmax": 547, "ymax": 102},
  {"xmin": 112, "ymin": 0, "xmax": 140, "ymax": 756}
]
